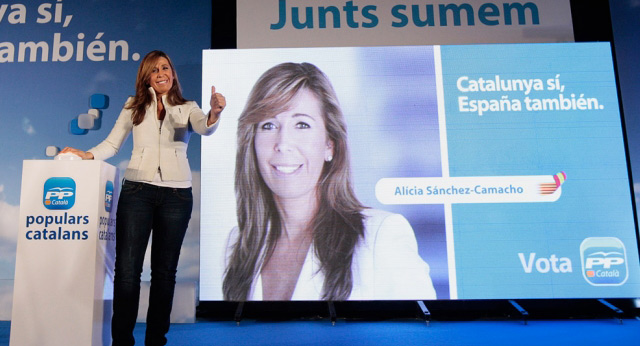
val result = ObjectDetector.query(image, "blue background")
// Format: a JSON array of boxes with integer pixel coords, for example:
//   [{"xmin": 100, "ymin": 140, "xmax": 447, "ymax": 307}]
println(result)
[
  {"xmin": 0, "ymin": 0, "xmax": 211, "ymax": 316},
  {"xmin": 1, "ymin": 0, "xmax": 640, "ymax": 312},
  {"xmin": 441, "ymin": 43, "xmax": 640, "ymax": 298}
]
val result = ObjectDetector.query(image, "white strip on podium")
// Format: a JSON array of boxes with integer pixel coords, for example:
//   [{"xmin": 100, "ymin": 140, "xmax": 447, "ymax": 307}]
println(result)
[{"xmin": 10, "ymin": 160, "xmax": 118, "ymax": 346}]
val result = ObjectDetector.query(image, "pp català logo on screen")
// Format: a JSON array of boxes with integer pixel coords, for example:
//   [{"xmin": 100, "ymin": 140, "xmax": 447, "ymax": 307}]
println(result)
[
  {"xmin": 580, "ymin": 237, "xmax": 628, "ymax": 286},
  {"xmin": 43, "ymin": 177, "xmax": 76, "ymax": 210}
]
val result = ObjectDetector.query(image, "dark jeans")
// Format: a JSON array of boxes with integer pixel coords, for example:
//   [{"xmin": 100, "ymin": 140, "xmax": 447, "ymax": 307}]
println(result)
[{"xmin": 111, "ymin": 180, "xmax": 193, "ymax": 346}]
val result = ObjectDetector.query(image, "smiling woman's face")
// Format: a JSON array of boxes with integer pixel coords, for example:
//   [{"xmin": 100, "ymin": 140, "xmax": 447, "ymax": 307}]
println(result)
[
  {"xmin": 254, "ymin": 88, "xmax": 334, "ymax": 204},
  {"xmin": 148, "ymin": 57, "xmax": 174, "ymax": 97}
]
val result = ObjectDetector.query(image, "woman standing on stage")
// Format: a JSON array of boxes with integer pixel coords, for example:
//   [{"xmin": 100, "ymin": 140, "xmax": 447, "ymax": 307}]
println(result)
[{"xmin": 62, "ymin": 50, "xmax": 225, "ymax": 346}]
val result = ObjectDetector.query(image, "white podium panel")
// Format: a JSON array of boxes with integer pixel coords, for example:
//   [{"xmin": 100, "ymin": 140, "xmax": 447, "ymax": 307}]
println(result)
[{"xmin": 11, "ymin": 160, "xmax": 118, "ymax": 346}]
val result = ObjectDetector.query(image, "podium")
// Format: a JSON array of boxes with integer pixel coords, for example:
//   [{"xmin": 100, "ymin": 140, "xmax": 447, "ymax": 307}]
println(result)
[{"xmin": 10, "ymin": 160, "xmax": 118, "ymax": 346}]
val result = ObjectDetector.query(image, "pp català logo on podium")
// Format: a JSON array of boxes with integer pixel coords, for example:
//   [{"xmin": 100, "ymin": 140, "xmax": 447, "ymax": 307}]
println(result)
[
  {"xmin": 105, "ymin": 180, "xmax": 114, "ymax": 212},
  {"xmin": 43, "ymin": 177, "xmax": 76, "ymax": 210}
]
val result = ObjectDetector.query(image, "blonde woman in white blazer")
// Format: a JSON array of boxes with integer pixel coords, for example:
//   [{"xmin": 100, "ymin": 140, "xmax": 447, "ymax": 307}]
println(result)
[
  {"xmin": 62, "ymin": 50, "xmax": 225, "ymax": 346},
  {"xmin": 223, "ymin": 62, "xmax": 435, "ymax": 302}
]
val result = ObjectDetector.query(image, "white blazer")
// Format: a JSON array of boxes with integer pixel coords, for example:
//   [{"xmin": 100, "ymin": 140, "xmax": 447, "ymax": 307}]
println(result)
[
  {"xmin": 89, "ymin": 88, "xmax": 218, "ymax": 182},
  {"xmin": 227, "ymin": 209, "xmax": 437, "ymax": 300}
]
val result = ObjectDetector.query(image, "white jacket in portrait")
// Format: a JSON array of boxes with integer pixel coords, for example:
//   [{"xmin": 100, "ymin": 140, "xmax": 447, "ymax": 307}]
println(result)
[{"xmin": 226, "ymin": 209, "xmax": 437, "ymax": 300}]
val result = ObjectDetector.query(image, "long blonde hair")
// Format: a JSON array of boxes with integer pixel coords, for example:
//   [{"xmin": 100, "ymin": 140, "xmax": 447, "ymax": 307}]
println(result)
[
  {"xmin": 223, "ymin": 62, "xmax": 366, "ymax": 301},
  {"xmin": 126, "ymin": 50, "xmax": 187, "ymax": 125}
]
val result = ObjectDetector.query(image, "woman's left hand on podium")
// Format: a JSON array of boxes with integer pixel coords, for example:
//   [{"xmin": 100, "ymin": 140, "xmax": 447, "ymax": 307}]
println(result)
[{"xmin": 60, "ymin": 147, "xmax": 94, "ymax": 160}]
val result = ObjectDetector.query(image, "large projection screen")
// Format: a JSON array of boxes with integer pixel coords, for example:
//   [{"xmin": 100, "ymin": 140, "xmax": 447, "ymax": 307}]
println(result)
[{"xmin": 200, "ymin": 43, "xmax": 640, "ymax": 301}]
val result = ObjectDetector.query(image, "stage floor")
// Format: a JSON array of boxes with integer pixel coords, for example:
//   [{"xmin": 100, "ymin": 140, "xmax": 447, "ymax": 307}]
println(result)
[{"xmin": 2, "ymin": 317, "xmax": 640, "ymax": 346}]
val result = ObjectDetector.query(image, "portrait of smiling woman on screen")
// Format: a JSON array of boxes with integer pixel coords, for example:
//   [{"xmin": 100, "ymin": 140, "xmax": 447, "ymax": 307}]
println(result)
[{"xmin": 223, "ymin": 62, "xmax": 436, "ymax": 301}]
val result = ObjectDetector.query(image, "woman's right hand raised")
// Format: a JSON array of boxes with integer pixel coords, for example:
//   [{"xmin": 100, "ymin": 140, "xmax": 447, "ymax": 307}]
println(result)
[{"xmin": 60, "ymin": 147, "xmax": 94, "ymax": 160}]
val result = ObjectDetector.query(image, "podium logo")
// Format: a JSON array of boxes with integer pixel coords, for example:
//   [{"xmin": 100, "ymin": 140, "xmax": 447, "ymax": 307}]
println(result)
[
  {"xmin": 105, "ymin": 180, "xmax": 114, "ymax": 212},
  {"xmin": 580, "ymin": 237, "xmax": 628, "ymax": 286},
  {"xmin": 43, "ymin": 177, "xmax": 76, "ymax": 210}
]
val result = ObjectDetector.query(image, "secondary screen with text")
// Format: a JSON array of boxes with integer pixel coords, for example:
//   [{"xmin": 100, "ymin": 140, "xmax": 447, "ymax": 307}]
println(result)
[{"xmin": 200, "ymin": 43, "xmax": 640, "ymax": 301}]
